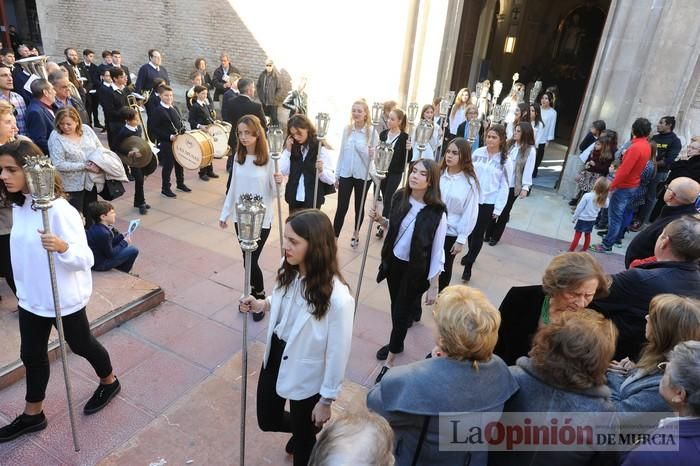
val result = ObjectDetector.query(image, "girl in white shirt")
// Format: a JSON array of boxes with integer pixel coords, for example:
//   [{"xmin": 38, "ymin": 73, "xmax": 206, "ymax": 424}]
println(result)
[
  {"xmin": 333, "ymin": 100, "xmax": 378, "ymax": 247},
  {"xmin": 505, "ymin": 102, "xmax": 530, "ymax": 140},
  {"xmin": 485, "ymin": 121, "xmax": 537, "ymax": 246},
  {"xmin": 219, "ymin": 114, "xmax": 280, "ymax": 322},
  {"xmin": 534, "ymin": 92, "xmax": 557, "ymax": 177},
  {"xmin": 411, "ymin": 104, "xmax": 441, "ymax": 161},
  {"xmin": 448, "ymin": 87, "xmax": 470, "ymax": 136},
  {"xmin": 530, "ymin": 102, "xmax": 544, "ymax": 149},
  {"xmin": 240, "ymin": 210, "xmax": 353, "ymax": 466},
  {"xmin": 438, "ymin": 138, "xmax": 480, "ymax": 291},
  {"xmin": 460, "ymin": 124, "xmax": 512, "ymax": 281},
  {"xmin": 0, "ymin": 140, "xmax": 119, "ymax": 443},
  {"xmin": 369, "ymin": 159, "xmax": 447, "ymax": 383}
]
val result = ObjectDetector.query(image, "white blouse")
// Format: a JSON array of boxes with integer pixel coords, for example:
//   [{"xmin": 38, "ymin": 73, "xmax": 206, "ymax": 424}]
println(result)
[
  {"xmin": 472, "ymin": 146, "xmax": 512, "ymax": 216},
  {"xmin": 540, "ymin": 107, "xmax": 557, "ymax": 144},
  {"xmin": 440, "ymin": 170, "xmax": 479, "ymax": 244},
  {"xmin": 392, "ymin": 196, "xmax": 447, "ymax": 280},
  {"xmin": 508, "ymin": 144, "xmax": 536, "ymax": 191},
  {"xmin": 336, "ymin": 126, "xmax": 378, "ymax": 180},
  {"xmin": 219, "ymin": 154, "xmax": 277, "ymax": 228},
  {"xmin": 449, "ymin": 107, "xmax": 466, "ymax": 135},
  {"xmin": 47, "ymin": 125, "xmax": 102, "ymax": 192}
]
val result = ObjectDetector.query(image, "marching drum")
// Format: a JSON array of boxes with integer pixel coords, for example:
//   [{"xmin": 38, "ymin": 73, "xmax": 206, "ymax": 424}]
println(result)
[
  {"xmin": 206, "ymin": 121, "xmax": 232, "ymax": 159},
  {"xmin": 172, "ymin": 130, "xmax": 214, "ymax": 170}
]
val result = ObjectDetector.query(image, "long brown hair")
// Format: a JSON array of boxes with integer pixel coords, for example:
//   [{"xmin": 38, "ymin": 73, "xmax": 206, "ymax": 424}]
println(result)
[
  {"xmin": 636, "ymin": 294, "xmax": 700, "ymax": 374},
  {"xmin": 236, "ymin": 114, "xmax": 269, "ymax": 166},
  {"xmin": 394, "ymin": 159, "xmax": 444, "ymax": 217},
  {"xmin": 0, "ymin": 139, "xmax": 66, "ymax": 206},
  {"xmin": 485, "ymin": 124, "xmax": 508, "ymax": 166},
  {"xmin": 441, "ymin": 137, "xmax": 480, "ymax": 193},
  {"xmin": 508, "ymin": 122, "xmax": 535, "ymax": 165},
  {"xmin": 287, "ymin": 114, "xmax": 332, "ymax": 150},
  {"xmin": 277, "ymin": 210, "xmax": 348, "ymax": 319}
]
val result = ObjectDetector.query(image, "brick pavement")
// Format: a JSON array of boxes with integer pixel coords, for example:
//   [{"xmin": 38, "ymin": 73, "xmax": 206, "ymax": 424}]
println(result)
[{"xmin": 0, "ymin": 155, "xmax": 625, "ymax": 465}]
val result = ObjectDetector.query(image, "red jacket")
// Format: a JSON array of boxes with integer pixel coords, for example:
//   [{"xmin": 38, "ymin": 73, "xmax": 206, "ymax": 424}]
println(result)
[{"xmin": 611, "ymin": 137, "xmax": 650, "ymax": 190}]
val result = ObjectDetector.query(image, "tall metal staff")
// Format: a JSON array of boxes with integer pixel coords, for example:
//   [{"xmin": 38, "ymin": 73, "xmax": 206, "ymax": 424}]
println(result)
[
  {"xmin": 351, "ymin": 102, "xmax": 383, "ymax": 247},
  {"xmin": 235, "ymin": 194, "xmax": 266, "ymax": 466},
  {"xmin": 268, "ymin": 127, "xmax": 285, "ymax": 255},
  {"xmin": 312, "ymin": 112, "xmax": 330, "ymax": 209},
  {"xmin": 353, "ymin": 144, "xmax": 393, "ymax": 315},
  {"xmin": 402, "ymin": 102, "xmax": 419, "ymax": 187},
  {"xmin": 23, "ymin": 155, "xmax": 80, "ymax": 452}
]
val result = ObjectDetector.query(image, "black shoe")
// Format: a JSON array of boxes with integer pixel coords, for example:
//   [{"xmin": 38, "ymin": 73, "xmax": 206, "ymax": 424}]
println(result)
[
  {"xmin": 252, "ymin": 311, "xmax": 265, "ymax": 322},
  {"xmin": 176, "ymin": 184, "xmax": 192, "ymax": 193},
  {"xmin": 84, "ymin": 378, "xmax": 121, "ymax": 415},
  {"xmin": 461, "ymin": 265, "xmax": 472, "ymax": 282},
  {"xmin": 0, "ymin": 412, "xmax": 47, "ymax": 442},
  {"xmin": 138, "ymin": 204, "xmax": 148, "ymax": 215},
  {"xmin": 208, "ymin": 172, "xmax": 220, "ymax": 179},
  {"xmin": 460, "ymin": 255, "xmax": 468, "ymax": 266},
  {"xmin": 161, "ymin": 189, "xmax": 177, "ymax": 198},
  {"xmin": 488, "ymin": 239, "xmax": 498, "ymax": 246},
  {"xmin": 568, "ymin": 198, "xmax": 578, "ymax": 207},
  {"xmin": 597, "ymin": 230, "xmax": 607, "ymax": 237},
  {"xmin": 285, "ymin": 436, "xmax": 295, "ymax": 454},
  {"xmin": 376, "ymin": 345, "xmax": 390, "ymax": 361},
  {"xmin": 144, "ymin": 203, "xmax": 151, "ymax": 209},
  {"xmin": 199, "ymin": 174, "xmax": 210, "ymax": 181},
  {"xmin": 100, "ymin": 127, "xmax": 107, "ymax": 133},
  {"xmin": 375, "ymin": 366, "xmax": 389, "ymax": 384},
  {"xmin": 127, "ymin": 174, "xmax": 135, "ymax": 182}
]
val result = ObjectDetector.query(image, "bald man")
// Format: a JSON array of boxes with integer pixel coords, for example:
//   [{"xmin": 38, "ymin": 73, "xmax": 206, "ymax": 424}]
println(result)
[{"xmin": 625, "ymin": 176, "xmax": 700, "ymax": 268}]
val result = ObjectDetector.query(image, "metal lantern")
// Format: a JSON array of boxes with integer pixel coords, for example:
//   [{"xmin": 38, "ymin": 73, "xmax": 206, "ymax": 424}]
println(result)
[
  {"xmin": 447, "ymin": 90, "xmax": 456, "ymax": 105},
  {"xmin": 493, "ymin": 80, "xmax": 503, "ymax": 101},
  {"xmin": 438, "ymin": 98, "xmax": 451, "ymax": 119},
  {"xmin": 371, "ymin": 102, "xmax": 384, "ymax": 126},
  {"xmin": 374, "ymin": 142, "xmax": 393, "ymax": 178},
  {"xmin": 406, "ymin": 102, "xmax": 420, "ymax": 126},
  {"xmin": 467, "ymin": 119, "xmax": 481, "ymax": 143},
  {"xmin": 268, "ymin": 126, "xmax": 285, "ymax": 156},
  {"xmin": 236, "ymin": 193, "xmax": 266, "ymax": 252},
  {"xmin": 24, "ymin": 155, "xmax": 57, "ymax": 210},
  {"xmin": 415, "ymin": 119, "xmax": 434, "ymax": 150},
  {"xmin": 475, "ymin": 82, "xmax": 483, "ymax": 99},
  {"xmin": 529, "ymin": 80, "xmax": 542, "ymax": 104},
  {"xmin": 316, "ymin": 112, "xmax": 330, "ymax": 139}
]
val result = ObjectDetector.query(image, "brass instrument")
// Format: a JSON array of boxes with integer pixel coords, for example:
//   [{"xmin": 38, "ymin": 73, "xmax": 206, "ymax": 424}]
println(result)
[
  {"xmin": 123, "ymin": 93, "xmax": 157, "ymax": 171},
  {"xmin": 16, "ymin": 55, "xmax": 49, "ymax": 79}
]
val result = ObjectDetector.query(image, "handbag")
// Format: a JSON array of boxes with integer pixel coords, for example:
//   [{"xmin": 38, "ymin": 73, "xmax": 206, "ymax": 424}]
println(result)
[{"xmin": 100, "ymin": 179, "xmax": 125, "ymax": 200}]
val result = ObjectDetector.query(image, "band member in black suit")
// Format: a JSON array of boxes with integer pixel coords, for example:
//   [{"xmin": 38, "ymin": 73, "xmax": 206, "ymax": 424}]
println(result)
[
  {"xmin": 211, "ymin": 53, "xmax": 240, "ymax": 106},
  {"xmin": 97, "ymin": 50, "xmax": 113, "ymax": 77},
  {"xmin": 111, "ymin": 51, "xmax": 131, "ymax": 87},
  {"xmin": 79, "ymin": 49, "xmax": 101, "ymax": 128},
  {"xmin": 145, "ymin": 78, "xmax": 166, "ymax": 147},
  {"xmin": 135, "ymin": 49, "xmax": 169, "ymax": 94},
  {"xmin": 96, "ymin": 67, "xmax": 113, "ymax": 133},
  {"xmin": 113, "ymin": 107, "xmax": 149, "ymax": 214},
  {"xmin": 186, "ymin": 72, "xmax": 212, "ymax": 111},
  {"xmin": 188, "ymin": 85, "xmax": 219, "ymax": 181},
  {"xmin": 149, "ymin": 85, "xmax": 190, "ymax": 197},
  {"xmin": 103, "ymin": 67, "xmax": 129, "ymax": 149},
  {"xmin": 58, "ymin": 47, "xmax": 86, "ymax": 100},
  {"xmin": 221, "ymin": 77, "xmax": 267, "ymax": 192}
]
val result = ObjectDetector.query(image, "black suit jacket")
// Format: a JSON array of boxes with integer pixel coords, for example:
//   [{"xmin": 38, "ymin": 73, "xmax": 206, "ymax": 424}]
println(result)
[
  {"xmin": 150, "ymin": 105, "xmax": 184, "ymax": 156},
  {"xmin": 77, "ymin": 62, "xmax": 95, "ymax": 92},
  {"xmin": 188, "ymin": 100, "xmax": 215, "ymax": 129},
  {"xmin": 494, "ymin": 285, "xmax": 545, "ymax": 366},
  {"xmin": 26, "ymin": 100, "xmax": 56, "ymax": 155},
  {"xmin": 222, "ymin": 94, "xmax": 267, "ymax": 149},
  {"xmin": 212, "ymin": 65, "xmax": 240, "ymax": 101}
]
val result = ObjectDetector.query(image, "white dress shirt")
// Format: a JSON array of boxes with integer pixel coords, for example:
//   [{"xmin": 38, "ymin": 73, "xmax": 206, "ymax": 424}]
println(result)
[
  {"xmin": 472, "ymin": 146, "xmax": 512, "ymax": 215},
  {"xmin": 392, "ymin": 196, "xmax": 447, "ymax": 280},
  {"xmin": 539, "ymin": 107, "xmax": 557, "ymax": 144},
  {"xmin": 219, "ymin": 154, "xmax": 277, "ymax": 228},
  {"xmin": 449, "ymin": 107, "xmax": 466, "ymax": 135},
  {"xmin": 440, "ymin": 170, "xmax": 479, "ymax": 244},
  {"xmin": 279, "ymin": 144, "xmax": 336, "ymax": 202},
  {"xmin": 336, "ymin": 126, "xmax": 378, "ymax": 180}
]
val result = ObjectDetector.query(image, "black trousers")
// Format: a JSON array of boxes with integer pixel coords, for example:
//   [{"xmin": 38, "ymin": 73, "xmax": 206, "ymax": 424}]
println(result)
[
  {"xmin": 86, "ymin": 92, "xmax": 101, "ymax": 127},
  {"xmin": 0, "ymin": 233, "xmax": 16, "ymax": 295},
  {"xmin": 132, "ymin": 166, "xmax": 146, "ymax": 207},
  {"xmin": 387, "ymin": 255, "xmax": 424, "ymax": 354},
  {"xmin": 160, "ymin": 147, "xmax": 184, "ymax": 191},
  {"xmin": 198, "ymin": 163, "xmax": 216, "ymax": 177},
  {"xmin": 333, "ymin": 176, "xmax": 370, "ymax": 237},
  {"xmin": 533, "ymin": 143, "xmax": 546, "ymax": 177},
  {"xmin": 380, "ymin": 172, "xmax": 403, "ymax": 218},
  {"xmin": 66, "ymin": 187, "xmax": 98, "ymax": 227},
  {"xmin": 439, "ymin": 235, "xmax": 458, "ymax": 292},
  {"xmin": 19, "ymin": 307, "xmax": 113, "ymax": 403},
  {"xmin": 263, "ymin": 105, "xmax": 279, "ymax": 126},
  {"xmin": 463, "ymin": 203, "xmax": 495, "ymax": 271},
  {"xmin": 485, "ymin": 187, "xmax": 516, "ymax": 243},
  {"xmin": 234, "ymin": 225, "xmax": 271, "ymax": 296},
  {"xmin": 257, "ymin": 334, "xmax": 320, "ymax": 466}
]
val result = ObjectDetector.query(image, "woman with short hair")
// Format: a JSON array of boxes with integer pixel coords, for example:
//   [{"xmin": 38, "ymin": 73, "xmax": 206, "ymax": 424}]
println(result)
[
  {"xmin": 495, "ymin": 252, "xmax": 609, "ymax": 365},
  {"xmin": 368, "ymin": 285, "xmax": 517, "ymax": 466}
]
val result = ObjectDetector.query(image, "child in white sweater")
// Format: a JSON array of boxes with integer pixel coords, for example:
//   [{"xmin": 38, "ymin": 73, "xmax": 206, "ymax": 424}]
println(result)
[{"xmin": 569, "ymin": 177, "xmax": 609, "ymax": 252}]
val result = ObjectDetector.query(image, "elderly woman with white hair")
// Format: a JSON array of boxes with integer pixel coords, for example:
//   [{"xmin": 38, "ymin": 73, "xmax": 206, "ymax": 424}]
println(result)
[
  {"xmin": 367, "ymin": 285, "xmax": 517, "ymax": 466},
  {"xmin": 622, "ymin": 340, "xmax": 700, "ymax": 465}
]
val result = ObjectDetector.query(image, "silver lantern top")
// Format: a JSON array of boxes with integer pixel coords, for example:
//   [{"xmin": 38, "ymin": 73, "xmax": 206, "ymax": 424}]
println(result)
[
  {"xmin": 406, "ymin": 102, "xmax": 420, "ymax": 126},
  {"xmin": 371, "ymin": 102, "xmax": 383, "ymax": 127},
  {"xmin": 268, "ymin": 126, "xmax": 285, "ymax": 158},
  {"xmin": 414, "ymin": 119, "xmax": 434, "ymax": 151},
  {"xmin": 529, "ymin": 81, "xmax": 542, "ymax": 104},
  {"xmin": 235, "ymin": 193, "xmax": 266, "ymax": 252},
  {"xmin": 374, "ymin": 142, "xmax": 393, "ymax": 179},
  {"xmin": 467, "ymin": 119, "xmax": 481, "ymax": 143},
  {"xmin": 316, "ymin": 112, "xmax": 330, "ymax": 139},
  {"xmin": 493, "ymin": 80, "xmax": 503, "ymax": 101},
  {"xmin": 23, "ymin": 154, "xmax": 57, "ymax": 211},
  {"xmin": 438, "ymin": 98, "xmax": 450, "ymax": 119},
  {"xmin": 447, "ymin": 90, "xmax": 456, "ymax": 105}
]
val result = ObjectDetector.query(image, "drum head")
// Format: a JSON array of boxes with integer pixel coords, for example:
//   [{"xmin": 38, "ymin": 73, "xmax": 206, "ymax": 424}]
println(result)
[
  {"xmin": 172, "ymin": 130, "xmax": 215, "ymax": 170},
  {"xmin": 206, "ymin": 123, "xmax": 230, "ymax": 158}
]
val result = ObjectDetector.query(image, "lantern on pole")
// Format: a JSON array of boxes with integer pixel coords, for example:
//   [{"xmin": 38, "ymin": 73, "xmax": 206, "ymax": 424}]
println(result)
[
  {"xmin": 268, "ymin": 126, "xmax": 285, "ymax": 255},
  {"xmin": 414, "ymin": 119, "xmax": 434, "ymax": 159},
  {"xmin": 313, "ymin": 112, "xmax": 331, "ymax": 209}
]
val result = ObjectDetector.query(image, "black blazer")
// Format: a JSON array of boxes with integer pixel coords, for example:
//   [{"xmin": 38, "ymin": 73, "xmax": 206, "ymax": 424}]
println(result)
[
  {"xmin": 150, "ymin": 105, "xmax": 184, "ymax": 155},
  {"xmin": 212, "ymin": 65, "xmax": 240, "ymax": 101},
  {"xmin": 379, "ymin": 130, "xmax": 411, "ymax": 174},
  {"xmin": 103, "ymin": 87, "xmax": 129, "ymax": 127},
  {"xmin": 222, "ymin": 94, "xmax": 267, "ymax": 149},
  {"xmin": 77, "ymin": 62, "xmax": 95, "ymax": 92},
  {"xmin": 188, "ymin": 100, "xmax": 215, "ymax": 129},
  {"xmin": 494, "ymin": 285, "xmax": 545, "ymax": 366}
]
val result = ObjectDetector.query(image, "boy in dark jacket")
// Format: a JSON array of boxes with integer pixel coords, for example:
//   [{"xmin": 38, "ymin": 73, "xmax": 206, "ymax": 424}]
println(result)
[{"xmin": 85, "ymin": 201, "xmax": 139, "ymax": 273}]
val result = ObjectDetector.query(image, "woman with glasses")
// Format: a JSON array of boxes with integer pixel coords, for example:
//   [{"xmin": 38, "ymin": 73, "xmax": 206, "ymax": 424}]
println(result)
[{"xmin": 608, "ymin": 294, "xmax": 700, "ymax": 421}]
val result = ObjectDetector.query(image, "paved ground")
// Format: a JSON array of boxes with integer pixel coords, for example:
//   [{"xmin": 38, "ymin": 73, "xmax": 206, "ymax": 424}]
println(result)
[{"xmin": 0, "ymin": 145, "xmax": 626, "ymax": 465}]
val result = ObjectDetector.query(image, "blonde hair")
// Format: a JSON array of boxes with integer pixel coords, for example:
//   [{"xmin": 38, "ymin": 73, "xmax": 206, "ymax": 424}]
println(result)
[
  {"xmin": 592, "ymin": 176, "xmax": 610, "ymax": 208},
  {"xmin": 349, "ymin": 99, "xmax": 373, "ymax": 143},
  {"xmin": 308, "ymin": 411, "xmax": 395, "ymax": 466},
  {"xmin": 0, "ymin": 100, "xmax": 14, "ymax": 118},
  {"xmin": 530, "ymin": 309, "xmax": 618, "ymax": 389},
  {"xmin": 432, "ymin": 285, "xmax": 500, "ymax": 362},
  {"xmin": 449, "ymin": 88, "xmax": 471, "ymax": 121},
  {"xmin": 54, "ymin": 107, "xmax": 84, "ymax": 136},
  {"xmin": 636, "ymin": 294, "xmax": 700, "ymax": 374}
]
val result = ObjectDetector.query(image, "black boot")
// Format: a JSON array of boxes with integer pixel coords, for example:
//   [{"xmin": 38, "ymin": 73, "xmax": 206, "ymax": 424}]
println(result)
[{"xmin": 0, "ymin": 412, "xmax": 47, "ymax": 442}]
